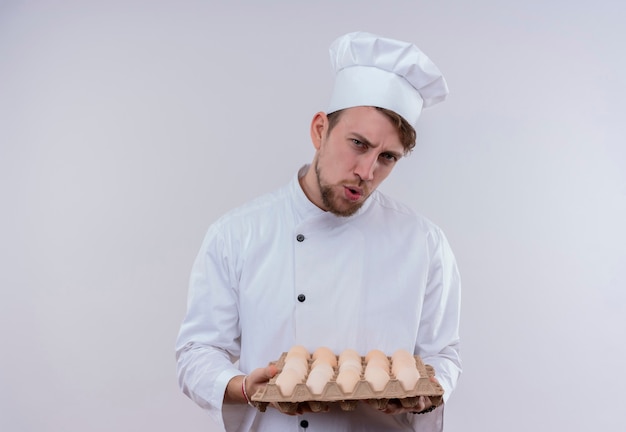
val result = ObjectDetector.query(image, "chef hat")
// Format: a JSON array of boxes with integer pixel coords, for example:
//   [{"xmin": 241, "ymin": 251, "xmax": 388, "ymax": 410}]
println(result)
[{"xmin": 327, "ymin": 31, "xmax": 449, "ymax": 128}]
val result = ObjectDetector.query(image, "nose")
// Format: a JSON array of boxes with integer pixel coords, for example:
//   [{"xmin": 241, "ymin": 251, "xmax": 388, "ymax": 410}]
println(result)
[{"xmin": 354, "ymin": 154, "xmax": 377, "ymax": 182}]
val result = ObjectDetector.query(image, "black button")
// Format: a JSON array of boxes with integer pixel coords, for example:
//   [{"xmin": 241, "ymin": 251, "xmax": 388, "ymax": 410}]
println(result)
[
  {"xmin": 297, "ymin": 294, "xmax": 306, "ymax": 302},
  {"xmin": 296, "ymin": 234, "xmax": 305, "ymax": 242},
  {"xmin": 300, "ymin": 419, "xmax": 309, "ymax": 428}
]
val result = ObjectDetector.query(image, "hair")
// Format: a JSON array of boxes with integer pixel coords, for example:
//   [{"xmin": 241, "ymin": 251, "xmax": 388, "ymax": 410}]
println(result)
[{"xmin": 326, "ymin": 107, "xmax": 417, "ymax": 154}]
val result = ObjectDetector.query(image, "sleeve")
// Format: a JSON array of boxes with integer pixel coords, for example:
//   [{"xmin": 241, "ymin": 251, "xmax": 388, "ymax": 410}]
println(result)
[
  {"xmin": 416, "ymin": 225, "xmax": 462, "ymax": 404},
  {"xmin": 175, "ymin": 223, "xmax": 244, "ymax": 428}
]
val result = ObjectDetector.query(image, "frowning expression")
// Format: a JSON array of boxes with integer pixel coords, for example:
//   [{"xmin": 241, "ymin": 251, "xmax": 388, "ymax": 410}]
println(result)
[{"xmin": 304, "ymin": 106, "xmax": 405, "ymax": 217}]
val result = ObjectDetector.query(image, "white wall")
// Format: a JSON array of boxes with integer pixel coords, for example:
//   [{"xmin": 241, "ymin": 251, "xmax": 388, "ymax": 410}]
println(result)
[{"xmin": 1, "ymin": 1, "xmax": 624, "ymax": 431}]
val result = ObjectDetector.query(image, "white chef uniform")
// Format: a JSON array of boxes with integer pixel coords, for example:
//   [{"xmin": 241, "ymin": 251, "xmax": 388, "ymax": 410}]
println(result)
[{"xmin": 176, "ymin": 164, "xmax": 462, "ymax": 432}]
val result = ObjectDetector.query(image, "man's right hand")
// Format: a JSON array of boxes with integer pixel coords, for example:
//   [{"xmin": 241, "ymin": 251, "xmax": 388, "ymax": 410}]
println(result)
[{"xmin": 224, "ymin": 365, "xmax": 278, "ymax": 405}]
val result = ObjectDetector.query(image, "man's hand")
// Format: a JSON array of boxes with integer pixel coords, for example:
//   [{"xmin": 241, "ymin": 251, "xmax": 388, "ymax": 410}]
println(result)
[
  {"xmin": 226, "ymin": 365, "xmax": 323, "ymax": 415},
  {"xmin": 224, "ymin": 364, "xmax": 278, "ymax": 405},
  {"xmin": 370, "ymin": 376, "xmax": 441, "ymax": 415},
  {"xmin": 373, "ymin": 395, "xmax": 437, "ymax": 415}
]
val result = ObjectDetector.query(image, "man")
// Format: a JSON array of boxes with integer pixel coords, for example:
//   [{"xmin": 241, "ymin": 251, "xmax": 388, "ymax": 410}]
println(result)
[{"xmin": 176, "ymin": 31, "xmax": 462, "ymax": 431}]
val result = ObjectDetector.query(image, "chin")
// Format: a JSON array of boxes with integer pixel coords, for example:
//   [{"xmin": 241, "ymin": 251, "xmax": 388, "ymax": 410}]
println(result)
[{"xmin": 330, "ymin": 201, "xmax": 363, "ymax": 218}]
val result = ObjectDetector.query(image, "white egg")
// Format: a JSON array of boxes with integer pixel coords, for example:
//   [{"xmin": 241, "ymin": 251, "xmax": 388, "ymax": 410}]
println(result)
[
  {"xmin": 311, "ymin": 362, "xmax": 334, "ymax": 378},
  {"xmin": 312, "ymin": 346, "xmax": 337, "ymax": 368},
  {"xmin": 275, "ymin": 367, "xmax": 303, "ymax": 397},
  {"xmin": 396, "ymin": 366, "xmax": 420, "ymax": 391},
  {"xmin": 338, "ymin": 359, "xmax": 362, "ymax": 375},
  {"xmin": 336, "ymin": 368, "xmax": 361, "ymax": 394},
  {"xmin": 311, "ymin": 357, "xmax": 331, "ymax": 369},
  {"xmin": 391, "ymin": 350, "xmax": 416, "ymax": 375},
  {"xmin": 282, "ymin": 358, "xmax": 308, "ymax": 379},
  {"xmin": 305, "ymin": 365, "xmax": 333, "ymax": 395},
  {"xmin": 285, "ymin": 345, "xmax": 310, "ymax": 361},
  {"xmin": 338, "ymin": 349, "xmax": 361, "ymax": 365},
  {"xmin": 364, "ymin": 365, "xmax": 390, "ymax": 392},
  {"xmin": 365, "ymin": 349, "xmax": 388, "ymax": 364},
  {"xmin": 366, "ymin": 356, "xmax": 390, "ymax": 372}
]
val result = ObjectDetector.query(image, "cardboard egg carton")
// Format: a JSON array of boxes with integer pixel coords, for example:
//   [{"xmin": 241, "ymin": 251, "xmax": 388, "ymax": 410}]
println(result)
[{"xmin": 251, "ymin": 352, "xmax": 444, "ymax": 414}]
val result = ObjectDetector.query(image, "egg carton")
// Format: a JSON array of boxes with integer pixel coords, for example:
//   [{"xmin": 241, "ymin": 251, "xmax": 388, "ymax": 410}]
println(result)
[{"xmin": 251, "ymin": 353, "xmax": 444, "ymax": 414}]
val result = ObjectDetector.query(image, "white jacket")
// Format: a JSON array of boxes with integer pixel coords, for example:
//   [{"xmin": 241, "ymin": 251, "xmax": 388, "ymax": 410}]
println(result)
[{"xmin": 176, "ymin": 166, "xmax": 462, "ymax": 431}]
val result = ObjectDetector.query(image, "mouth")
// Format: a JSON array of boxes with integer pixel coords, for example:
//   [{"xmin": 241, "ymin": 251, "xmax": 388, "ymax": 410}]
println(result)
[{"xmin": 344, "ymin": 185, "xmax": 364, "ymax": 202}]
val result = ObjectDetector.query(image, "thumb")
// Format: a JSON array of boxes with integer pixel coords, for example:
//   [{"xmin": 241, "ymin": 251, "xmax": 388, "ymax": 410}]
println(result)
[
  {"xmin": 249, "ymin": 364, "xmax": 278, "ymax": 385},
  {"xmin": 266, "ymin": 364, "xmax": 279, "ymax": 379}
]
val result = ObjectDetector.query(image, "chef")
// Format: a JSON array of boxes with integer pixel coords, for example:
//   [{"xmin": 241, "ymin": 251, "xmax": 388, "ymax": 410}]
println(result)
[{"xmin": 176, "ymin": 31, "xmax": 462, "ymax": 432}]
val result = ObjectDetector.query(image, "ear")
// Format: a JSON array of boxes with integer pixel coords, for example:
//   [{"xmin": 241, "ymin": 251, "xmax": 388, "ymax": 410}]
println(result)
[{"xmin": 309, "ymin": 111, "xmax": 328, "ymax": 151}]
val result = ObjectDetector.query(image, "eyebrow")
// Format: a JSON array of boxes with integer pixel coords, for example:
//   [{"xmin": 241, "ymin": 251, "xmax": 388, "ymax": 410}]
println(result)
[
  {"xmin": 352, "ymin": 132, "xmax": 404, "ymax": 160},
  {"xmin": 352, "ymin": 133, "xmax": 374, "ymax": 148}
]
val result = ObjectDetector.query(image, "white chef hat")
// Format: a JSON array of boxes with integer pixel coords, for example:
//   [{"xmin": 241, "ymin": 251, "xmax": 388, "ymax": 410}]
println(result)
[{"xmin": 327, "ymin": 31, "xmax": 449, "ymax": 128}]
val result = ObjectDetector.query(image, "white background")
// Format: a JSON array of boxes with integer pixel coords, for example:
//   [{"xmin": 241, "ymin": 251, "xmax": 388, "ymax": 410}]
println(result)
[{"xmin": 1, "ymin": 1, "xmax": 625, "ymax": 431}]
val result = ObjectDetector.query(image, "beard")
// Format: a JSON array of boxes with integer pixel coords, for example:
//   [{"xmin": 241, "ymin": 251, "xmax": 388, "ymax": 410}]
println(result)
[{"xmin": 315, "ymin": 161, "xmax": 366, "ymax": 217}]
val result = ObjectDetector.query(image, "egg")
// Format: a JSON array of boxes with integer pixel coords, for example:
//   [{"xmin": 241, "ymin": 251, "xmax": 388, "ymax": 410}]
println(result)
[
  {"xmin": 391, "ymin": 349, "xmax": 415, "ymax": 363},
  {"xmin": 391, "ymin": 348, "xmax": 414, "ymax": 363},
  {"xmin": 338, "ymin": 349, "xmax": 361, "ymax": 365},
  {"xmin": 311, "ymin": 357, "xmax": 332, "ymax": 369},
  {"xmin": 286, "ymin": 345, "xmax": 310, "ymax": 361},
  {"xmin": 336, "ymin": 368, "xmax": 361, "ymax": 394},
  {"xmin": 338, "ymin": 359, "xmax": 362, "ymax": 375},
  {"xmin": 282, "ymin": 357, "xmax": 308, "ymax": 379},
  {"xmin": 395, "ymin": 365, "xmax": 420, "ymax": 391},
  {"xmin": 305, "ymin": 374, "xmax": 327, "ymax": 395},
  {"xmin": 275, "ymin": 367, "xmax": 303, "ymax": 397},
  {"xmin": 366, "ymin": 356, "xmax": 390, "ymax": 372},
  {"xmin": 364, "ymin": 365, "xmax": 390, "ymax": 392},
  {"xmin": 391, "ymin": 349, "xmax": 416, "ymax": 375},
  {"xmin": 305, "ymin": 364, "xmax": 334, "ymax": 395},
  {"xmin": 311, "ymin": 362, "xmax": 334, "ymax": 377},
  {"xmin": 365, "ymin": 349, "xmax": 388, "ymax": 364},
  {"xmin": 312, "ymin": 346, "xmax": 337, "ymax": 368}
]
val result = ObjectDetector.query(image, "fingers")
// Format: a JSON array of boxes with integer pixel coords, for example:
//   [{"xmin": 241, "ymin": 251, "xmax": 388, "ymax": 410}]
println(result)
[
  {"xmin": 374, "ymin": 396, "xmax": 437, "ymax": 415},
  {"xmin": 244, "ymin": 365, "xmax": 279, "ymax": 406},
  {"xmin": 368, "ymin": 399, "xmax": 412, "ymax": 415},
  {"xmin": 266, "ymin": 364, "xmax": 278, "ymax": 379},
  {"xmin": 249, "ymin": 365, "xmax": 278, "ymax": 385},
  {"xmin": 416, "ymin": 395, "xmax": 427, "ymax": 412},
  {"xmin": 379, "ymin": 399, "xmax": 401, "ymax": 414}
]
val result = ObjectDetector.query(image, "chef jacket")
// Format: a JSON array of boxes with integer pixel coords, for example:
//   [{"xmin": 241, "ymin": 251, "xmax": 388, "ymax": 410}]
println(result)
[{"xmin": 176, "ymin": 165, "xmax": 462, "ymax": 432}]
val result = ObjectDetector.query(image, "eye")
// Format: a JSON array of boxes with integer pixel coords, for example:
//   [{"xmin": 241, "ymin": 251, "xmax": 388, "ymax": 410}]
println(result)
[
  {"xmin": 351, "ymin": 138, "xmax": 366, "ymax": 148},
  {"xmin": 380, "ymin": 152, "xmax": 398, "ymax": 162}
]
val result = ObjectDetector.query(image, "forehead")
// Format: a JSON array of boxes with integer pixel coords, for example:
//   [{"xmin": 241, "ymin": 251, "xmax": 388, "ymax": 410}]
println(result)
[{"xmin": 333, "ymin": 106, "xmax": 404, "ymax": 150}]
